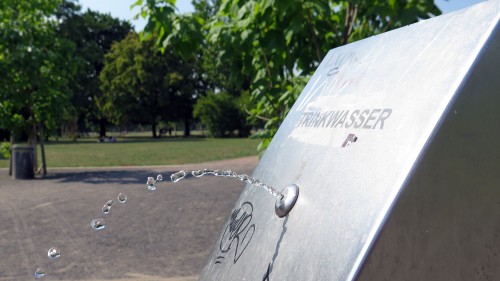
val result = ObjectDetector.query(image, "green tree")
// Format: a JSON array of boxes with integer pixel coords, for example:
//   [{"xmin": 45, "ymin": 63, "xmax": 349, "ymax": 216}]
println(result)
[
  {"xmin": 135, "ymin": 0, "xmax": 204, "ymax": 60},
  {"xmin": 0, "ymin": 0, "xmax": 76, "ymax": 136},
  {"xmin": 56, "ymin": 1, "xmax": 132, "ymax": 137},
  {"xmin": 136, "ymin": 0, "xmax": 440, "ymax": 151},
  {"xmin": 99, "ymin": 33, "xmax": 195, "ymax": 137},
  {"xmin": 194, "ymin": 92, "xmax": 251, "ymax": 137},
  {"xmin": 134, "ymin": 0, "xmax": 249, "ymax": 136}
]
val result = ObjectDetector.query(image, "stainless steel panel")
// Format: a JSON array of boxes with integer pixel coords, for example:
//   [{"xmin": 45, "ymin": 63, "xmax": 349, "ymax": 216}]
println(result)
[
  {"xmin": 199, "ymin": 1, "xmax": 500, "ymax": 280},
  {"xmin": 356, "ymin": 16, "xmax": 500, "ymax": 280}
]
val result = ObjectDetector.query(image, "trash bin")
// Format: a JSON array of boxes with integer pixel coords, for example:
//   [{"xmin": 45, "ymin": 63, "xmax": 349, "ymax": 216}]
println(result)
[{"xmin": 12, "ymin": 145, "xmax": 34, "ymax": 179}]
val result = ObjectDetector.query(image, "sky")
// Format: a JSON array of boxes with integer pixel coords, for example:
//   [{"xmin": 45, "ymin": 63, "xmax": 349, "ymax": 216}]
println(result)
[
  {"xmin": 78, "ymin": 0, "xmax": 195, "ymax": 31},
  {"xmin": 78, "ymin": 0, "xmax": 487, "ymax": 32}
]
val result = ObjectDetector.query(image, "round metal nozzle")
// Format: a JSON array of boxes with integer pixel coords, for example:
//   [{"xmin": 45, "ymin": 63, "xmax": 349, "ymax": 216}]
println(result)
[{"xmin": 275, "ymin": 184, "xmax": 299, "ymax": 218}]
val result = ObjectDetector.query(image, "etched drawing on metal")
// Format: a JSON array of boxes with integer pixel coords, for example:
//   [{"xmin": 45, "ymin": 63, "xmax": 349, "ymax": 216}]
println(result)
[{"xmin": 200, "ymin": 1, "xmax": 500, "ymax": 280}]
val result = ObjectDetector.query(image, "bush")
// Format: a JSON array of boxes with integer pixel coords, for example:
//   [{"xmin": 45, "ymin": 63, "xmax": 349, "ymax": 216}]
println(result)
[
  {"xmin": 193, "ymin": 92, "xmax": 251, "ymax": 137},
  {"xmin": 0, "ymin": 142, "xmax": 10, "ymax": 159}
]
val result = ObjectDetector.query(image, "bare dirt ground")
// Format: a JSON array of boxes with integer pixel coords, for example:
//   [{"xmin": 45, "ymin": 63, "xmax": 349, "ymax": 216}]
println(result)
[{"xmin": 0, "ymin": 156, "xmax": 258, "ymax": 281}]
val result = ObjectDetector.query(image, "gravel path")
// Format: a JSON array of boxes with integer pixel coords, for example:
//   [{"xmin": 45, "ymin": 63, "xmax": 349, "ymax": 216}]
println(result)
[{"xmin": 0, "ymin": 156, "xmax": 258, "ymax": 281}]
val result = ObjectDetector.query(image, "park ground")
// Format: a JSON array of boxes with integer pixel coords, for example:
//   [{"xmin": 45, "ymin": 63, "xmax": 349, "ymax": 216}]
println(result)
[
  {"xmin": 0, "ymin": 135, "xmax": 259, "ymax": 281},
  {"xmin": 0, "ymin": 132, "xmax": 261, "ymax": 169}
]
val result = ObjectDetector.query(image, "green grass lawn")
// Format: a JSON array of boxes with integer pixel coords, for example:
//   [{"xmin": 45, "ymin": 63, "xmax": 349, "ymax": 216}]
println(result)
[{"xmin": 0, "ymin": 137, "xmax": 260, "ymax": 168}]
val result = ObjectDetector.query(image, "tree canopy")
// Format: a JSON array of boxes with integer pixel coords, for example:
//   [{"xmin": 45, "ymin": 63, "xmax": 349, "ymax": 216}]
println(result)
[
  {"xmin": 0, "ymin": 0, "xmax": 133, "ymax": 140},
  {"xmin": 57, "ymin": 1, "xmax": 132, "ymax": 137},
  {"xmin": 0, "ymin": 0, "xmax": 76, "ymax": 138},
  {"xmin": 99, "ymin": 33, "xmax": 197, "ymax": 137},
  {"xmin": 0, "ymin": 0, "xmax": 139, "ymax": 174},
  {"xmin": 194, "ymin": 91, "xmax": 251, "ymax": 137}
]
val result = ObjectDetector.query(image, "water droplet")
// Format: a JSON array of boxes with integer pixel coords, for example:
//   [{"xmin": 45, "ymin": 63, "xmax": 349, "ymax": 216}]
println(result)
[
  {"xmin": 147, "ymin": 177, "xmax": 156, "ymax": 191},
  {"xmin": 106, "ymin": 200, "xmax": 114, "ymax": 207},
  {"xmin": 171, "ymin": 170, "xmax": 187, "ymax": 182},
  {"xmin": 91, "ymin": 218, "xmax": 106, "ymax": 231},
  {"xmin": 247, "ymin": 177, "xmax": 257, "ymax": 184},
  {"xmin": 27, "ymin": 46, "xmax": 32, "ymax": 53},
  {"xmin": 192, "ymin": 170, "xmax": 204, "ymax": 177},
  {"xmin": 156, "ymin": 174, "xmax": 163, "ymax": 181},
  {"xmin": 102, "ymin": 205, "xmax": 111, "ymax": 214},
  {"xmin": 34, "ymin": 267, "xmax": 46, "ymax": 278},
  {"xmin": 47, "ymin": 247, "xmax": 61, "ymax": 259},
  {"xmin": 118, "ymin": 193, "xmax": 127, "ymax": 203},
  {"xmin": 238, "ymin": 174, "xmax": 250, "ymax": 182}
]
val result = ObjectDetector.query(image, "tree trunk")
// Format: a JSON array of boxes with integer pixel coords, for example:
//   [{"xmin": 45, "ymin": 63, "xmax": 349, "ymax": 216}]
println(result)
[
  {"xmin": 152, "ymin": 122, "xmax": 157, "ymax": 138},
  {"xmin": 39, "ymin": 124, "xmax": 47, "ymax": 177},
  {"xmin": 183, "ymin": 120, "xmax": 190, "ymax": 137},
  {"xmin": 8, "ymin": 134, "xmax": 14, "ymax": 176},
  {"xmin": 31, "ymin": 123, "xmax": 38, "ymax": 174},
  {"xmin": 343, "ymin": 2, "xmax": 358, "ymax": 45},
  {"xmin": 99, "ymin": 118, "xmax": 107, "ymax": 137}
]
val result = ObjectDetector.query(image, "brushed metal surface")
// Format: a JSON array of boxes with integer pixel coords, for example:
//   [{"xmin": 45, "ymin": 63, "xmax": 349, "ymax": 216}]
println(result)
[
  {"xmin": 199, "ymin": 1, "xmax": 500, "ymax": 280},
  {"xmin": 356, "ymin": 15, "xmax": 500, "ymax": 280}
]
